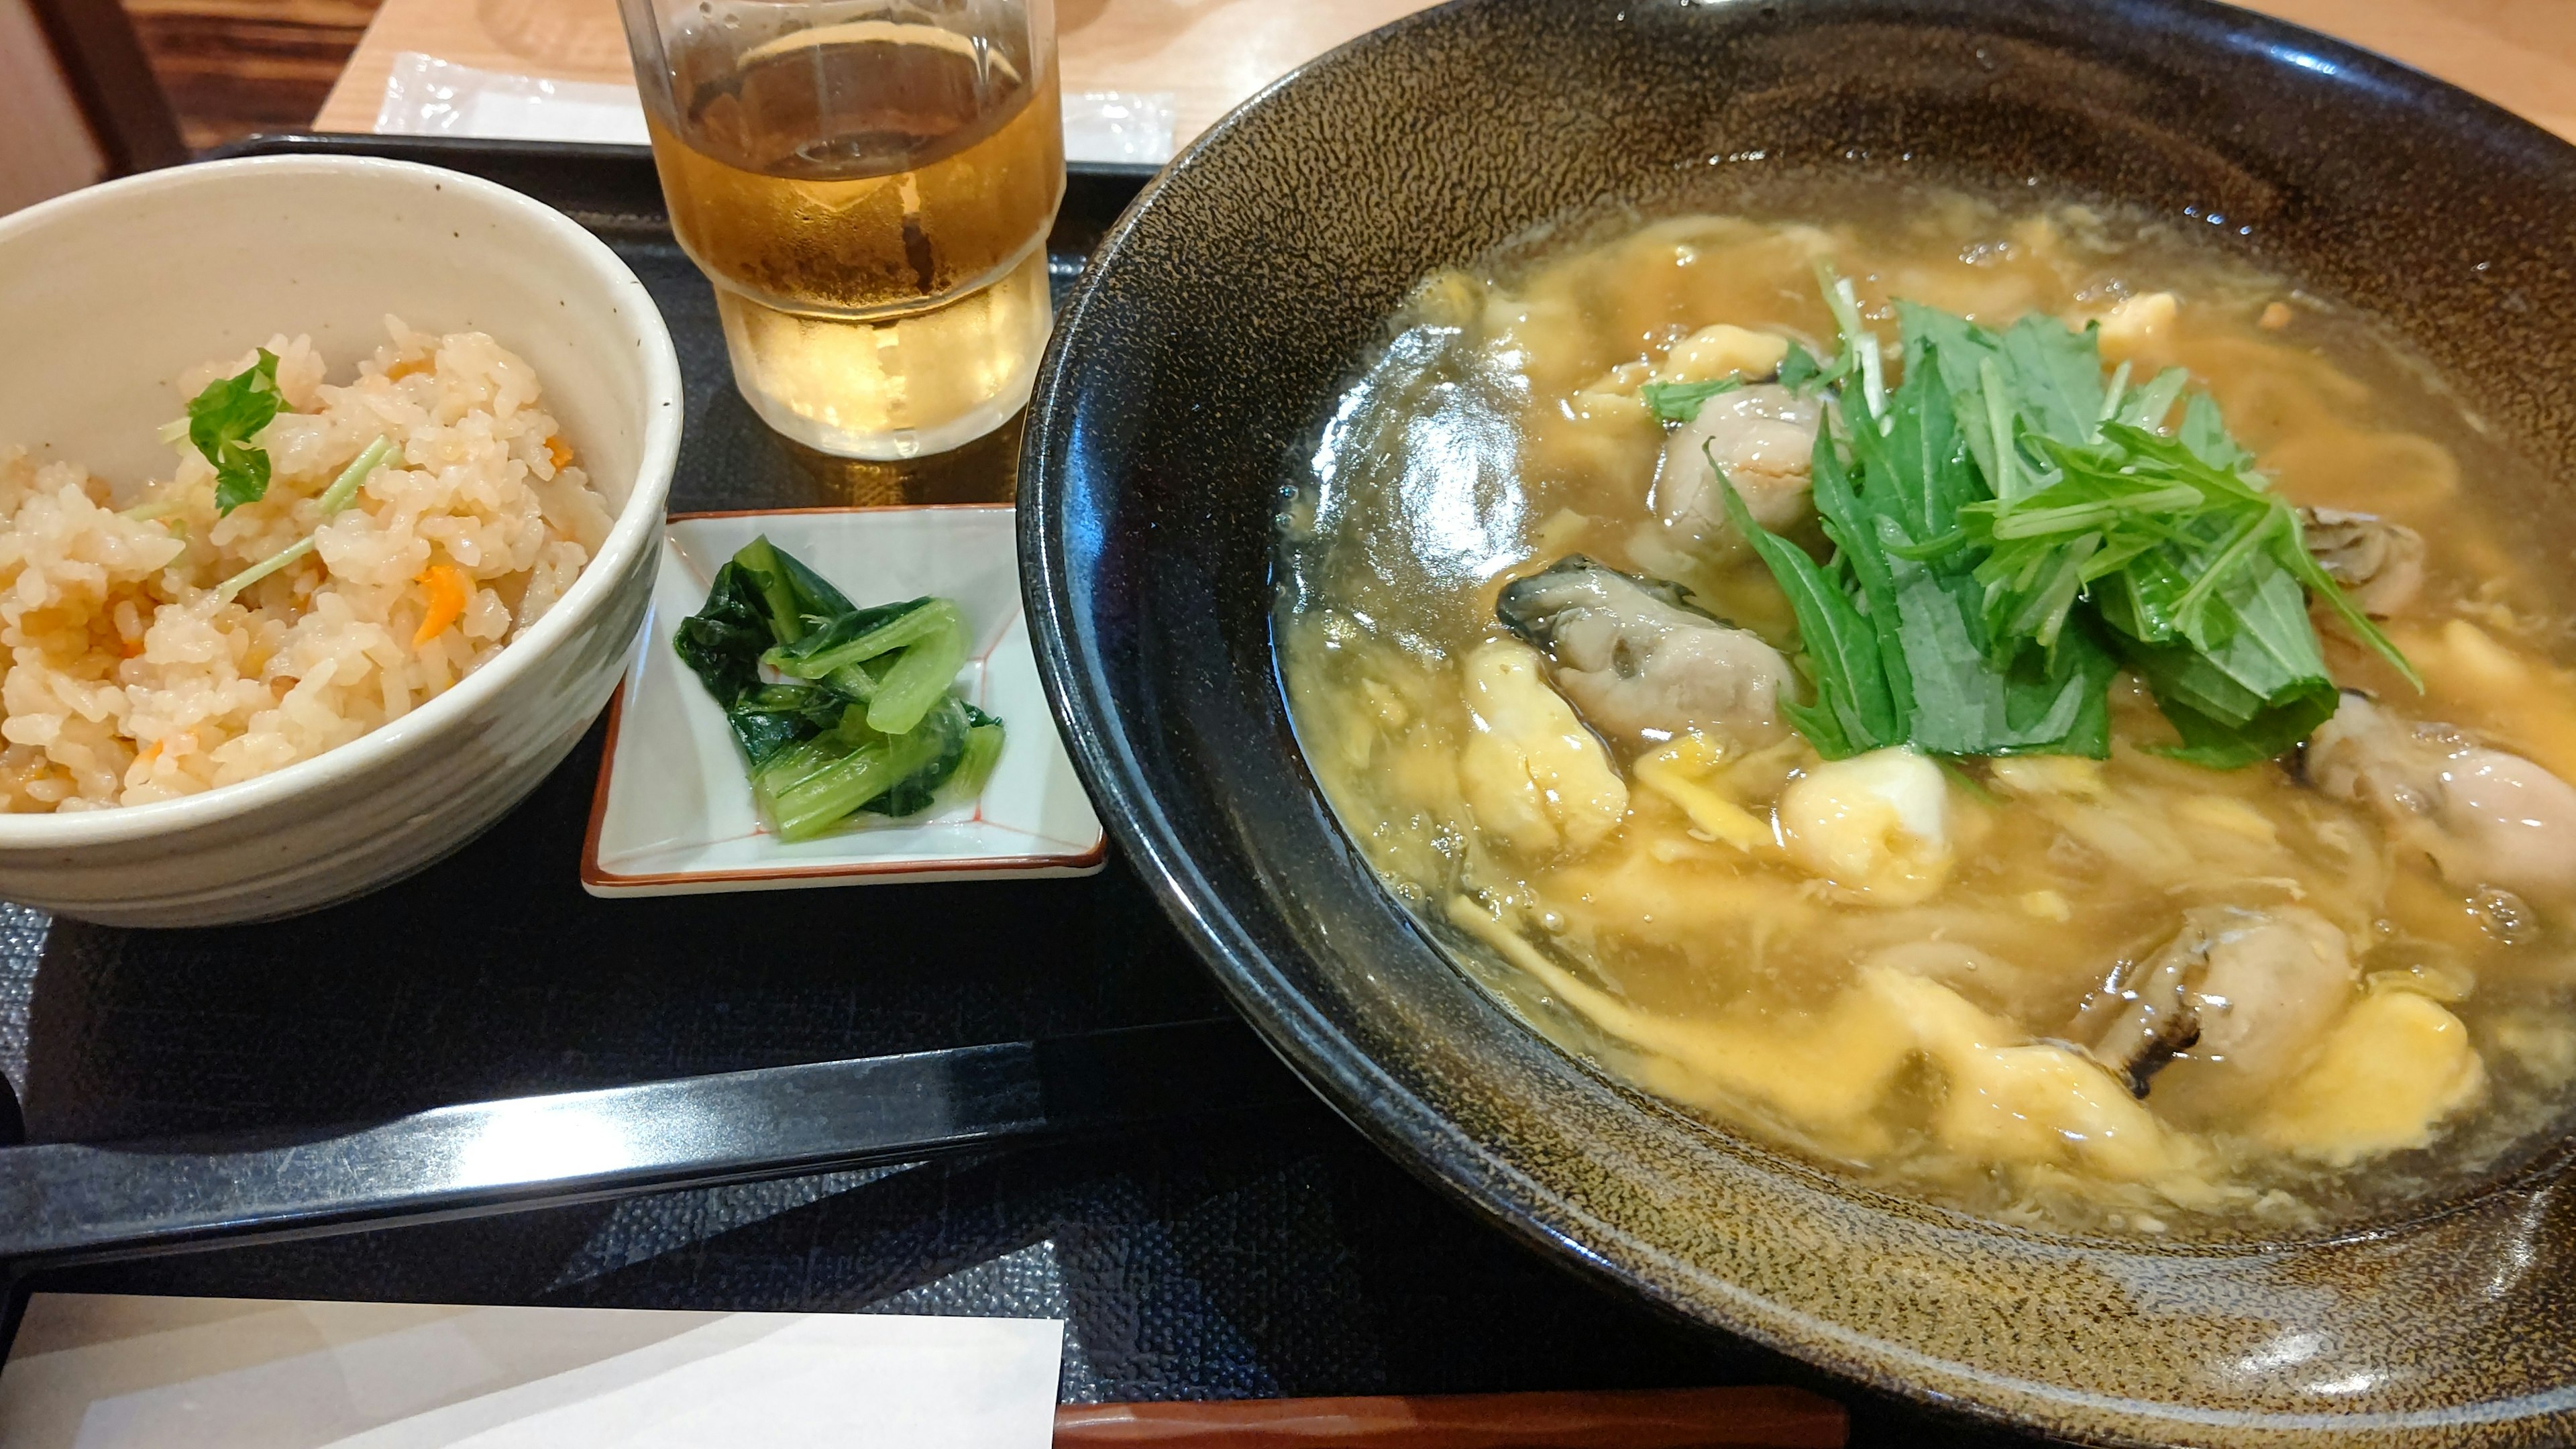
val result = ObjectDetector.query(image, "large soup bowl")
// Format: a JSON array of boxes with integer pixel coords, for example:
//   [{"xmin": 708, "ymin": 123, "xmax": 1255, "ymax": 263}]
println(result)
[
  {"xmin": 0, "ymin": 156, "xmax": 680, "ymax": 926},
  {"xmin": 1020, "ymin": 0, "xmax": 2576, "ymax": 1443}
]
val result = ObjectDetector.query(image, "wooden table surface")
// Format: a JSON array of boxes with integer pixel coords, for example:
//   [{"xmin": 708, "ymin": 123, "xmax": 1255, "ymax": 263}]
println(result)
[{"xmin": 317, "ymin": 0, "xmax": 2576, "ymax": 147}]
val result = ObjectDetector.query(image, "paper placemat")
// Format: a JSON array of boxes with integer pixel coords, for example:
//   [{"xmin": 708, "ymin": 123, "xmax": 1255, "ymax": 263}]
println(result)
[
  {"xmin": 0, "ymin": 1295, "xmax": 1064, "ymax": 1448},
  {"xmin": 375, "ymin": 52, "xmax": 1177, "ymax": 165}
]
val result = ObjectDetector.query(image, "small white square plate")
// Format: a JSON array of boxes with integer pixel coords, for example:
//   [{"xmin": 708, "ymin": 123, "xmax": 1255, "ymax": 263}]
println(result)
[{"xmin": 583, "ymin": 506, "xmax": 1105, "ymax": 896}]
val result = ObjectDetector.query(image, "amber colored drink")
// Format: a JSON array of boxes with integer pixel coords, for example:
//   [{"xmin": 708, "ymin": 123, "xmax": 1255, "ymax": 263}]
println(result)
[{"xmin": 641, "ymin": 17, "xmax": 1064, "ymax": 458}]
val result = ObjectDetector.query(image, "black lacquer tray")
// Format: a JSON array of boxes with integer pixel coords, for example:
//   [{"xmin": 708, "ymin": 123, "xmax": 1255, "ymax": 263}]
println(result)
[
  {"xmin": 0, "ymin": 135, "xmax": 1285, "ymax": 1267},
  {"xmin": 0, "ymin": 137, "xmax": 2010, "ymax": 1445}
]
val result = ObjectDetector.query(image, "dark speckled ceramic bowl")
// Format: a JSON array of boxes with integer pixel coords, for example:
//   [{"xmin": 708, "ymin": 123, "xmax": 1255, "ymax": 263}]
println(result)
[{"xmin": 1018, "ymin": 1, "xmax": 2576, "ymax": 1442}]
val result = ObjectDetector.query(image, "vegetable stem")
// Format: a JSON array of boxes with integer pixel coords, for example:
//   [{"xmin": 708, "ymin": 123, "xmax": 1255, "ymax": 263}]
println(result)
[
  {"xmin": 215, "ymin": 536, "xmax": 314, "ymax": 600},
  {"xmin": 1858, "ymin": 337, "xmax": 1890, "ymax": 433},
  {"xmin": 861, "ymin": 600, "xmax": 969, "ymax": 735},
  {"xmin": 318, "ymin": 436, "xmax": 394, "ymax": 516},
  {"xmin": 1986, "ymin": 484, "xmax": 2203, "ymax": 539},
  {"xmin": 2098, "ymin": 360, "xmax": 2133, "ymax": 423},
  {"xmin": 1980, "ymin": 358, "xmax": 2020, "ymax": 501}
]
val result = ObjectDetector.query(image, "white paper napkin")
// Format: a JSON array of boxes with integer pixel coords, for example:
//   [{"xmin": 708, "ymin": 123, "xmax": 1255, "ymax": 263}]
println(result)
[
  {"xmin": 374, "ymin": 52, "xmax": 1177, "ymax": 164},
  {"xmin": 0, "ymin": 1295, "xmax": 1065, "ymax": 1449},
  {"xmin": 375, "ymin": 52, "xmax": 649, "ymax": 145}
]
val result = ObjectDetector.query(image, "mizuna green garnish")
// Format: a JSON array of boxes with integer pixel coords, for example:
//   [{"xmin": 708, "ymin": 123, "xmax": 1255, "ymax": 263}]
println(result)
[
  {"xmin": 1717, "ymin": 264, "xmax": 2413, "ymax": 769},
  {"xmin": 184, "ymin": 349, "xmax": 290, "ymax": 516}
]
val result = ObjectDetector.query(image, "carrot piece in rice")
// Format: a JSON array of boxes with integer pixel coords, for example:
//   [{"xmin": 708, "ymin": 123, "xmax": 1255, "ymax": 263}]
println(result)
[{"xmin": 413, "ymin": 564, "xmax": 468, "ymax": 646}]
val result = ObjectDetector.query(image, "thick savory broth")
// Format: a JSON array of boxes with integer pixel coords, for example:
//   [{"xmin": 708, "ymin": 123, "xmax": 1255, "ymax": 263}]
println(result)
[{"xmin": 1277, "ymin": 190, "xmax": 2576, "ymax": 1236}]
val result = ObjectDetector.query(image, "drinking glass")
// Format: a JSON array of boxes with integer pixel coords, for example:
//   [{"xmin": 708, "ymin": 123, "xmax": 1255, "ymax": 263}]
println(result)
[{"xmin": 616, "ymin": 0, "xmax": 1063, "ymax": 459}]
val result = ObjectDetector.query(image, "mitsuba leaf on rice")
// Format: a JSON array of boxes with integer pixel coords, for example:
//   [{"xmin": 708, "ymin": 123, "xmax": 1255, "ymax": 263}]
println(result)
[{"xmin": 187, "ymin": 349, "xmax": 290, "ymax": 516}]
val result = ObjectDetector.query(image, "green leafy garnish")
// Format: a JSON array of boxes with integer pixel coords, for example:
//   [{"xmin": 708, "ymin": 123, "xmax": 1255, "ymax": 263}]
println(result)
[
  {"xmin": 1711, "ymin": 268, "xmax": 2410, "ymax": 767},
  {"xmin": 1775, "ymin": 339, "xmax": 1824, "ymax": 392},
  {"xmin": 671, "ymin": 537, "xmax": 1004, "ymax": 840},
  {"xmin": 186, "ymin": 350, "xmax": 290, "ymax": 515},
  {"xmin": 1640, "ymin": 376, "xmax": 1741, "ymax": 423}
]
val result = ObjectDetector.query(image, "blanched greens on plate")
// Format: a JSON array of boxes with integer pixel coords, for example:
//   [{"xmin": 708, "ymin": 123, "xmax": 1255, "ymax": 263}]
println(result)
[{"xmin": 674, "ymin": 537, "xmax": 1002, "ymax": 841}]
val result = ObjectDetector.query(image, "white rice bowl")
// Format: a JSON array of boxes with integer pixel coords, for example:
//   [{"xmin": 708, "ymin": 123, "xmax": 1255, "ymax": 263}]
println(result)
[
  {"xmin": 0, "ymin": 154, "xmax": 679, "ymax": 926},
  {"xmin": 0, "ymin": 322, "xmax": 614, "ymax": 810}
]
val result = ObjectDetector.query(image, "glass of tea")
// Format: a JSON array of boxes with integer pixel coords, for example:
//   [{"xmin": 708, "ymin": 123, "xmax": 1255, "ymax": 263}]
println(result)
[{"xmin": 616, "ymin": 0, "xmax": 1063, "ymax": 459}]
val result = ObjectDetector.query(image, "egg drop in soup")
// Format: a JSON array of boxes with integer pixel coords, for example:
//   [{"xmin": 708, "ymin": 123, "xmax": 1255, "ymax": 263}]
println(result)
[{"xmin": 1277, "ymin": 187, "xmax": 2576, "ymax": 1236}]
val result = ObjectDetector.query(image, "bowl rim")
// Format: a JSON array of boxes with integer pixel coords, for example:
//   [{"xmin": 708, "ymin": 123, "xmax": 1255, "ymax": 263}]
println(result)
[
  {"xmin": 1021, "ymin": 0, "xmax": 2576, "ymax": 1439},
  {"xmin": 0, "ymin": 154, "xmax": 682, "ymax": 846}
]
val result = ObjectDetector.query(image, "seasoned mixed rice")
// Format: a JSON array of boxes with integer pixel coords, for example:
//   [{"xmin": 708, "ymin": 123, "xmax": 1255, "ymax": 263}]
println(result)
[{"xmin": 0, "ymin": 319, "xmax": 611, "ymax": 810}]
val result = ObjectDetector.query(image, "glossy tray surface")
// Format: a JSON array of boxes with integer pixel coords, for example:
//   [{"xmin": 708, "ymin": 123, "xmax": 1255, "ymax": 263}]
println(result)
[{"xmin": 3, "ymin": 137, "xmax": 1188, "ymax": 1147}]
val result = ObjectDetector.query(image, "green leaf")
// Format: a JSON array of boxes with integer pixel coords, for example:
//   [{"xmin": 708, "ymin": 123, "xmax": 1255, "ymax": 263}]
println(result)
[
  {"xmin": 1996, "ymin": 314, "xmax": 2109, "ymax": 447},
  {"xmin": 1894, "ymin": 305, "xmax": 2107, "ymax": 500},
  {"xmin": 1869, "ymin": 333, "xmax": 1982, "ymax": 543},
  {"xmin": 1737, "ymin": 271, "xmax": 2410, "ymax": 769},
  {"xmin": 1884, "ymin": 533, "xmax": 2113, "ymax": 757},
  {"xmin": 1640, "ymin": 376, "xmax": 1741, "ymax": 423},
  {"xmin": 763, "ymin": 695, "xmax": 969, "ymax": 839},
  {"xmin": 188, "ymin": 349, "xmax": 288, "ymax": 515},
  {"xmin": 1776, "ymin": 340, "xmax": 1823, "ymax": 392},
  {"xmin": 727, "ymin": 681, "xmax": 857, "ymax": 767},
  {"xmin": 767, "ymin": 595, "xmax": 941, "ymax": 679},
  {"xmin": 728, "ymin": 535, "xmax": 867, "ymax": 648},
  {"xmin": 1782, "ymin": 690, "xmax": 1858, "ymax": 759},
  {"xmin": 931, "ymin": 718, "xmax": 1009, "ymax": 811},
  {"xmin": 859, "ymin": 696, "xmax": 975, "ymax": 818},
  {"xmin": 774, "ymin": 544, "xmax": 857, "ymax": 626},
  {"xmin": 1892, "ymin": 304, "xmax": 2006, "ymax": 486},
  {"xmin": 861, "ymin": 599, "xmax": 969, "ymax": 735},
  {"xmin": 729, "ymin": 537, "xmax": 807, "ymax": 646},
  {"xmin": 2111, "ymin": 367, "xmax": 2190, "ymax": 431},
  {"xmin": 1808, "ymin": 433, "xmax": 1913, "ymax": 722},
  {"xmin": 672, "ymin": 560, "xmax": 775, "ymax": 710},
  {"xmin": 2118, "ymin": 633, "xmax": 2268, "ymax": 727},
  {"xmin": 2198, "ymin": 566, "xmax": 2331, "ymax": 702},
  {"xmin": 1711, "ymin": 452, "xmax": 1900, "ymax": 757},
  {"xmin": 2131, "ymin": 663, "xmax": 2339, "ymax": 769},
  {"xmin": 209, "ymin": 452, "xmax": 271, "ymax": 516},
  {"xmin": 2177, "ymin": 392, "xmax": 2251, "ymax": 470}
]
